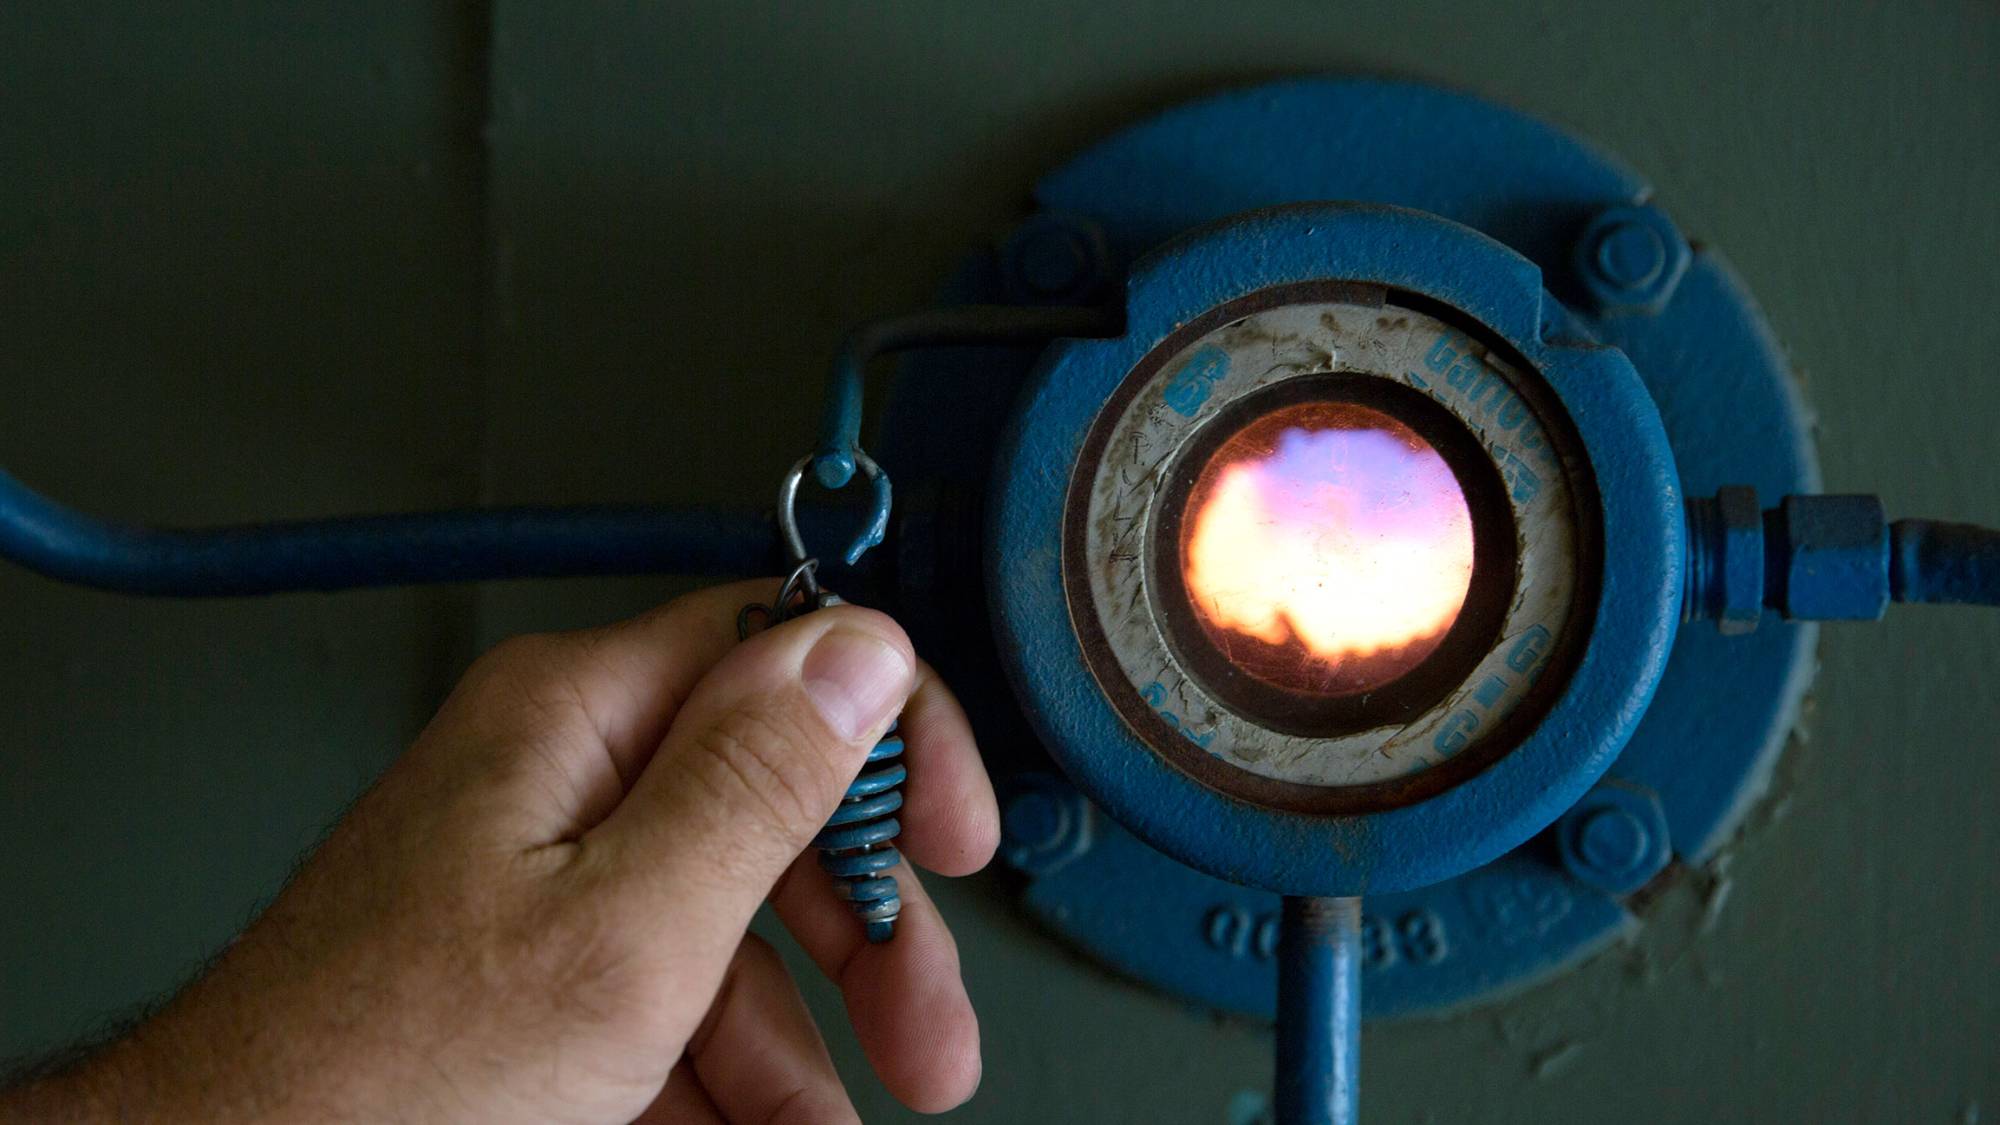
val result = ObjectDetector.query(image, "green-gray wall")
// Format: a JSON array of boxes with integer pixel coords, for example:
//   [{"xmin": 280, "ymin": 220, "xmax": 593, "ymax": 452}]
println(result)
[{"xmin": 2, "ymin": 4, "xmax": 1994, "ymax": 1121}]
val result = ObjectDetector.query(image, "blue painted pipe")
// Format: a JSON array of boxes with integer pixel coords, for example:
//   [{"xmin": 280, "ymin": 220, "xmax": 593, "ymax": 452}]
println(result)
[
  {"xmin": 1891, "ymin": 519, "xmax": 2000, "ymax": 606},
  {"xmin": 0, "ymin": 467, "xmax": 858, "ymax": 597},
  {"xmin": 1275, "ymin": 896, "xmax": 1361, "ymax": 1125}
]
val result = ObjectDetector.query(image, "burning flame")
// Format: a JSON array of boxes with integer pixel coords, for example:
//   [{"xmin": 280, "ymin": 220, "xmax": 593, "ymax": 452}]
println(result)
[{"xmin": 1182, "ymin": 407, "xmax": 1474, "ymax": 680}]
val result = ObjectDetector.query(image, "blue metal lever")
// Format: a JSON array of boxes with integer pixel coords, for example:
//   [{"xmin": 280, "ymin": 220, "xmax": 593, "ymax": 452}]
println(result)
[
  {"xmin": 1275, "ymin": 896, "xmax": 1361, "ymax": 1125},
  {"xmin": 0, "ymin": 466, "xmax": 865, "ymax": 596},
  {"xmin": 807, "ymin": 304, "xmax": 1121, "ymax": 564},
  {"xmin": 813, "ymin": 303, "xmax": 1122, "ymax": 491}
]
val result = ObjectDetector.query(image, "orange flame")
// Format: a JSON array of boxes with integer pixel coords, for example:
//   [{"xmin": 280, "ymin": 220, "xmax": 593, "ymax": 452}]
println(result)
[{"xmin": 1182, "ymin": 405, "xmax": 1474, "ymax": 681}]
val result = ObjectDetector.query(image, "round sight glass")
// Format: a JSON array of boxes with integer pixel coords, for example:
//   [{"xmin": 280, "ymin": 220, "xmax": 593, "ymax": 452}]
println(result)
[
  {"xmin": 1152, "ymin": 374, "xmax": 1515, "ymax": 738},
  {"xmin": 1178, "ymin": 400, "xmax": 1475, "ymax": 697}
]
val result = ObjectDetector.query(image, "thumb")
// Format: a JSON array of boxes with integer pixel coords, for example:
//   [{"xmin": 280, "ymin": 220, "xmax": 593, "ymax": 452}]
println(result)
[{"xmin": 586, "ymin": 604, "xmax": 915, "ymax": 961}]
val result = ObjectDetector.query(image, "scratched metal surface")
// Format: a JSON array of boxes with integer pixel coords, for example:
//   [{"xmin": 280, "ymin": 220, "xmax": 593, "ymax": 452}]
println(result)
[{"xmin": 1, "ymin": 4, "xmax": 1995, "ymax": 1122}]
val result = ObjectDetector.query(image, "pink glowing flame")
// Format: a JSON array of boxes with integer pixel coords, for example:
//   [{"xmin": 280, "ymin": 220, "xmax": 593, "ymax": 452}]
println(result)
[{"xmin": 1182, "ymin": 402, "xmax": 1474, "ymax": 690}]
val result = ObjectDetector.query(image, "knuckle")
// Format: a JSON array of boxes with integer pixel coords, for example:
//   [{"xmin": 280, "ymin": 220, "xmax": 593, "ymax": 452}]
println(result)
[
  {"xmin": 485, "ymin": 631, "xmax": 558, "ymax": 668},
  {"xmin": 460, "ymin": 633, "xmax": 593, "ymax": 731},
  {"xmin": 468, "ymin": 632, "xmax": 572, "ymax": 691},
  {"xmin": 659, "ymin": 582, "xmax": 737, "ymax": 622},
  {"xmin": 630, "ymin": 581, "xmax": 759, "ymax": 644}
]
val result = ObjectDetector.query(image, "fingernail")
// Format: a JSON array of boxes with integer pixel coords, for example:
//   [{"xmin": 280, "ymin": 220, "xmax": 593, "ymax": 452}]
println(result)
[{"xmin": 802, "ymin": 628, "xmax": 911, "ymax": 740}]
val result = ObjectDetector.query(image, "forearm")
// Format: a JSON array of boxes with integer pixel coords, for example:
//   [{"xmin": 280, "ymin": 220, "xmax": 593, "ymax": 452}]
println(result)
[
  {"xmin": 3, "ymin": 867, "xmax": 440, "ymax": 1123},
  {"xmin": 2, "ymin": 1010, "xmax": 211, "ymax": 1123}
]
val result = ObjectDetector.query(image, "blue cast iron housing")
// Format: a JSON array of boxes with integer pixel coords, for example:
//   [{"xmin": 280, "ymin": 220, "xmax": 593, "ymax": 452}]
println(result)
[
  {"xmin": 986, "ymin": 202, "xmax": 1685, "ymax": 896},
  {"xmin": 877, "ymin": 77, "xmax": 1826, "ymax": 1019}
]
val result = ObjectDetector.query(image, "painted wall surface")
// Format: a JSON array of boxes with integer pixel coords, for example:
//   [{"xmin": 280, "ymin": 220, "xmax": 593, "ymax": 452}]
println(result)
[{"xmin": 1, "ymin": 4, "xmax": 1994, "ymax": 1121}]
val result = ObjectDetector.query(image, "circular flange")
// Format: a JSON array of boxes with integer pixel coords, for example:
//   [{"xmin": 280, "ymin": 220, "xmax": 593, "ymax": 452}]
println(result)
[
  {"xmin": 1067, "ymin": 290, "xmax": 1576, "ymax": 803},
  {"xmin": 987, "ymin": 202, "xmax": 1683, "ymax": 897},
  {"xmin": 875, "ymin": 77, "xmax": 1818, "ymax": 1018}
]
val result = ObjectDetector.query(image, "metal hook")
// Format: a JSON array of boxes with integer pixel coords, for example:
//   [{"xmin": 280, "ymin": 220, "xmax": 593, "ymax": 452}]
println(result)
[{"xmin": 778, "ymin": 449, "xmax": 891, "ymax": 568}]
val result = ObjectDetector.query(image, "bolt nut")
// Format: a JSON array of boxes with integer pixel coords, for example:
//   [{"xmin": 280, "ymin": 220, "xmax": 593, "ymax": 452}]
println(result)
[
  {"xmin": 1573, "ymin": 205, "xmax": 1691, "ymax": 316},
  {"xmin": 1687, "ymin": 486, "xmax": 1765, "ymax": 634},
  {"xmin": 999, "ymin": 213, "xmax": 1111, "ymax": 305},
  {"xmin": 1556, "ymin": 783, "xmax": 1670, "ymax": 895},
  {"xmin": 1001, "ymin": 772, "xmax": 1094, "ymax": 875}
]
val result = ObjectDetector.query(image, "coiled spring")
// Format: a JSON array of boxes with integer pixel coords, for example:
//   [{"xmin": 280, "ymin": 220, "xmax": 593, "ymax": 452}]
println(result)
[
  {"xmin": 739, "ymin": 556, "xmax": 904, "ymax": 943},
  {"xmin": 815, "ymin": 722, "xmax": 905, "ymax": 943}
]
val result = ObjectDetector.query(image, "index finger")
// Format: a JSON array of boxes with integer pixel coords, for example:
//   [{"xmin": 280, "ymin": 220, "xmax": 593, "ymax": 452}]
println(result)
[
  {"xmin": 543, "ymin": 579, "xmax": 780, "ymax": 782},
  {"xmin": 424, "ymin": 578, "xmax": 775, "ymax": 827}
]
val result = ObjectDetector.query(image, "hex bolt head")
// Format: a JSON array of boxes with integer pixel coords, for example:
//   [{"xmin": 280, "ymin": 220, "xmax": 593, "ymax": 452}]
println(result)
[
  {"xmin": 1557, "ymin": 783, "xmax": 1671, "ymax": 895},
  {"xmin": 1576, "ymin": 807, "xmax": 1650, "ymax": 874},
  {"xmin": 1573, "ymin": 205, "xmax": 1691, "ymax": 316},
  {"xmin": 1001, "ymin": 772, "xmax": 1094, "ymax": 875},
  {"xmin": 999, "ymin": 213, "xmax": 1112, "ymax": 305},
  {"xmin": 1014, "ymin": 229, "xmax": 1089, "ymax": 294},
  {"xmin": 1593, "ymin": 222, "xmax": 1666, "ymax": 290}
]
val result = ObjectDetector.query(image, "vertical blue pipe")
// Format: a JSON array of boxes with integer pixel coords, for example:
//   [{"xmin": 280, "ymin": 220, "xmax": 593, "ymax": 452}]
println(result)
[{"xmin": 1275, "ymin": 895, "xmax": 1361, "ymax": 1125}]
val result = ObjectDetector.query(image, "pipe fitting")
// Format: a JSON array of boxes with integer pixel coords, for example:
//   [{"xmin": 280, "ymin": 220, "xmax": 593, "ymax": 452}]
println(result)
[
  {"xmin": 1685, "ymin": 485, "xmax": 1764, "ymax": 634},
  {"xmin": 1765, "ymin": 494, "xmax": 1889, "ymax": 620}
]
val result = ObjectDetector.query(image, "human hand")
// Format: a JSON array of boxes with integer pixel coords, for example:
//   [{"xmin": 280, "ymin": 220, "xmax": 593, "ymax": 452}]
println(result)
[{"xmin": 4, "ymin": 579, "xmax": 997, "ymax": 1123}]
